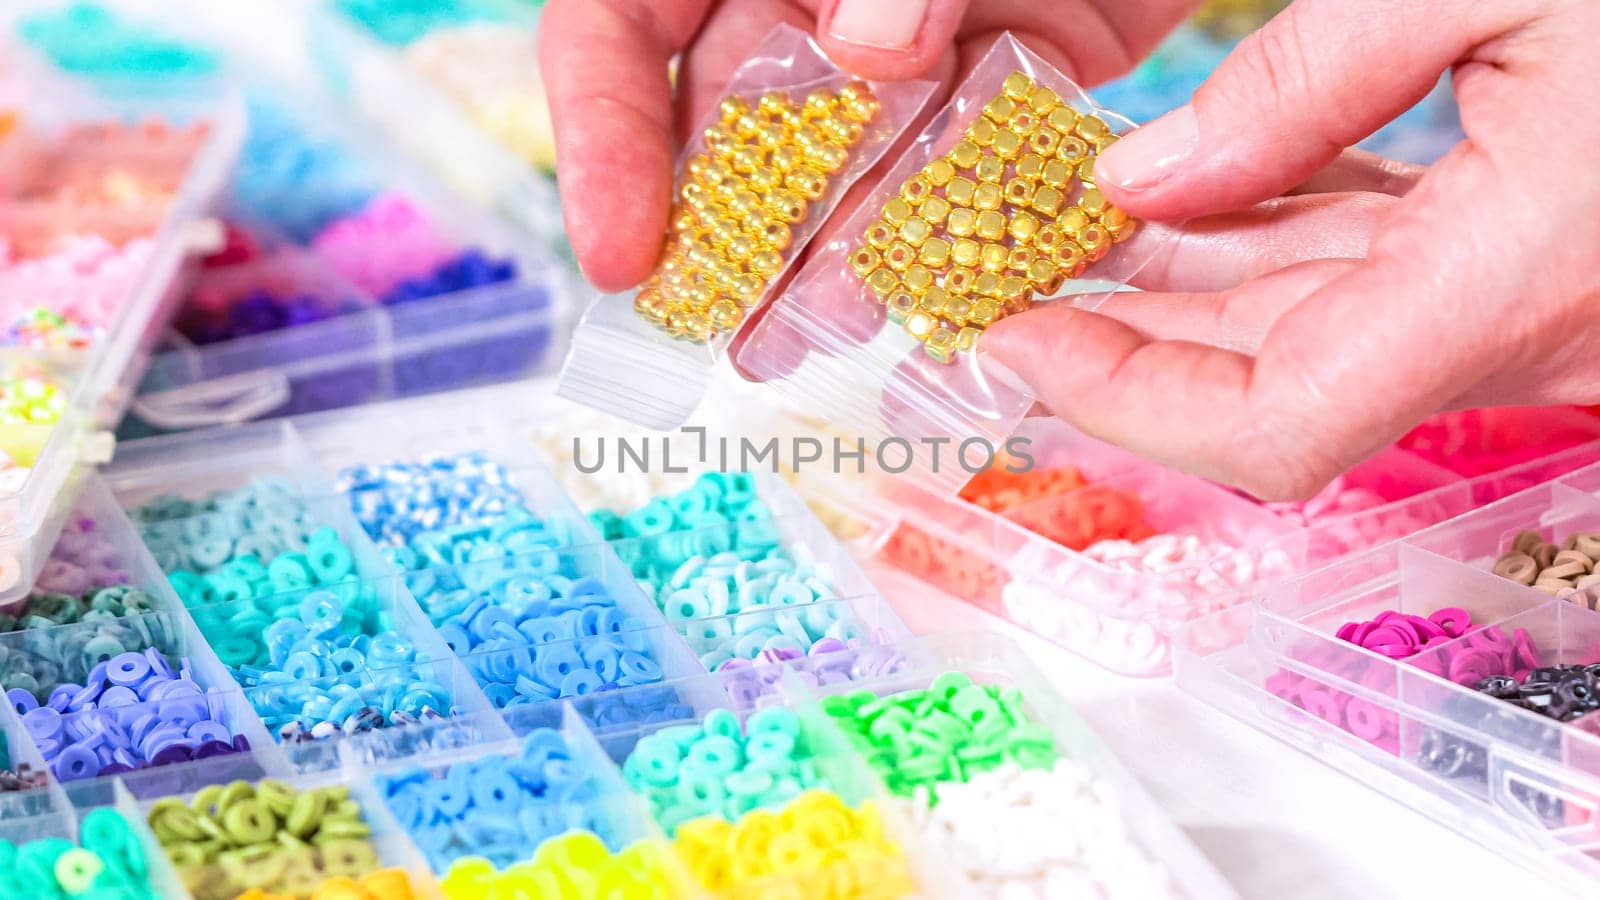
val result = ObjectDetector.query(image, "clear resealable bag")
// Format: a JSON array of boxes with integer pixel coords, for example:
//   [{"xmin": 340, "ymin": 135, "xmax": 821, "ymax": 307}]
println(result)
[
  {"xmin": 557, "ymin": 24, "xmax": 935, "ymax": 429},
  {"xmin": 734, "ymin": 33, "xmax": 1172, "ymax": 495}
]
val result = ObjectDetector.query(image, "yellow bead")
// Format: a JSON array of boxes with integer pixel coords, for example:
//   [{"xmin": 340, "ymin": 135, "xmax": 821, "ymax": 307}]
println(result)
[
  {"xmin": 950, "ymin": 238, "xmax": 980, "ymax": 268},
  {"xmin": 746, "ymin": 166, "xmax": 780, "ymax": 193},
  {"xmin": 882, "ymin": 197, "xmax": 913, "ymax": 226},
  {"xmin": 730, "ymin": 145, "xmax": 762, "ymax": 175},
  {"xmin": 759, "ymin": 90, "xmax": 792, "ymax": 118},
  {"xmin": 787, "ymin": 169, "xmax": 829, "ymax": 200},
  {"xmin": 1054, "ymin": 240, "xmax": 1086, "ymax": 273},
  {"xmin": 1007, "ymin": 246, "xmax": 1036, "ymax": 272},
  {"xmin": 770, "ymin": 146, "xmax": 800, "ymax": 173},
  {"xmin": 956, "ymin": 326, "xmax": 981, "ymax": 352},
  {"xmin": 1002, "ymin": 71, "xmax": 1034, "ymax": 100},
  {"xmin": 945, "ymin": 176, "xmax": 975, "ymax": 206},
  {"xmin": 899, "ymin": 216, "xmax": 931, "ymax": 245},
  {"xmin": 924, "ymin": 157, "xmax": 957, "ymax": 187},
  {"xmin": 925, "ymin": 327, "xmax": 958, "ymax": 363},
  {"xmin": 971, "ymin": 297, "xmax": 1002, "ymax": 326},
  {"xmin": 991, "ymin": 129, "xmax": 1022, "ymax": 159},
  {"xmin": 749, "ymin": 249, "xmax": 784, "ymax": 277},
  {"xmin": 947, "ymin": 266, "xmax": 976, "ymax": 294},
  {"xmin": 725, "ymin": 235, "xmax": 757, "ymax": 260},
  {"xmin": 919, "ymin": 237, "xmax": 951, "ymax": 267},
  {"xmin": 850, "ymin": 246, "xmax": 881, "ymax": 277},
  {"xmin": 885, "ymin": 289, "xmax": 917, "ymax": 320},
  {"xmin": 1026, "ymin": 257, "xmax": 1057, "ymax": 286},
  {"xmin": 1094, "ymin": 132, "xmax": 1119, "ymax": 154},
  {"xmin": 1034, "ymin": 224, "xmax": 1063, "ymax": 253},
  {"xmin": 974, "ymin": 271, "xmax": 1001, "ymax": 296},
  {"xmin": 920, "ymin": 285, "xmax": 948, "ymax": 315},
  {"xmin": 946, "ymin": 207, "xmax": 977, "ymax": 237},
  {"xmin": 1056, "ymin": 135, "xmax": 1089, "ymax": 162},
  {"xmin": 803, "ymin": 88, "xmax": 836, "ymax": 119},
  {"xmin": 983, "ymin": 94, "xmax": 1017, "ymax": 123},
  {"xmin": 770, "ymin": 191, "xmax": 809, "ymax": 224},
  {"xmin": 884, "ymin": 241, "xmax": 916, "ymax": 271},
  {"xmin": 903, "ymin": 265, "xmax": 933, "ymax": 294},
  {"xmin": 919, "ymin": 195, "xmax": 951, "ymax": 225},
  {"xmin": 904, "ymin": 309, "xmax": 937, "ymax": 340},
  {"xmin": 1077, "ymin": 157, "xmax": 1098, "ymax": 184},
  {"xmin": 998, "ymin": 276, "xmax": 1029, "ymax": 303},
  {"xmin": 709, "ymin": 299, "xmax": 743, "ymax": 332},
  {"xmin": 704, "ymin": 127, "xmax": 736, "ymax": 155},
  {"xmin": 901, "ymin": 174, "xmax": 934, "ymax": 205},
  {"xmin": 973, "ymin": 182, "xmax": 1003, "ymax": 211},
  {"xmin": 974, "ymin": 209, "xmax": 1005, "ymax": 240},
  {"xmin": 1009, "ymin": 211, "xmax": 1040, "ymax": 242},
  {"xmin": 948, "ymin": 140, "xmax": 981, "ymax": 170},
  {"xmin": 820, "ymin": 117, "xmax": 862, "ymax": 145},
  {"xmin": 1041, "ymin": 159, "xmax": 1073, "ymax": 189},
  {"xmin": 974, "ymin": 157, "xmax": 1005, "ymax": 185},
  {"xmin": 1032, "ymin": 185, "xmax": 1064, "ymax": 217},
  {"xmin": 1074, "ymin": 114, "xmax": 1110, "ymax": 141},
  {"xmin": 719, "ymin": 96, "xmax": 750, "ymax": 123},
  {"xmin": 686, "ymin": 153, "xmax": 712, "ymax": 179},
  {"xmin": 1028, "ymin": 128, "xmax": 1060, "ymax": 156},
  {"xmin": 1003, "ymin": 177, "xmax": 1034, "ymax": 207},
  {"xmin": 865, "ymin": 221, "xmax": 895, "ymax": 249},
  {"xmin": 733, "ymin": 273, "xmax": 766, "ymax": 305},
  {"xmin": 1027, "ymin": 85, "xmax": 1061, "ymax": 114},
  {"xmin": 1046, "ymin": 105, "xmax": 1079, "ymax": 135},
  {"xmin": 865, "ymin": 267, "xmax": 900, "ymax": 297},
  {"xmin": 980, "ymin": 242, "xmax": 1008, "ymax": 273},
  {"xmin": 729, "ymin": 189, "xmax": 762, "ymax": 216},
  {"xmin": 1079, "ymin": 187, "xmax": 1110, "ymax": 216},
  {"xmin": 1077, "ymin": 223, "xmax": 1111, "ymax": 259},
  {"xmin": 733, "ymin": 112, "xmax": 763, "ymax": 139},
  {"xmin": 759, "ymin": 220, "xmax": 791, "ymax": 251},
  {"xmin": 1057, "ymin": 206, "xmax": 1090, "ymax": 233},
  {"xmin": 756, "ymin": 122, "xmax": 788, "ymax": 148},
  {"xmin": 967, "ymin": 116, "xmax": 998, "ymax": 147},
  {"xmin": 944, "ymin": 296, "xmax": 972, "ymax": 325},
  {"xmin": 839, "ymin": 82, "xmax": 880, "ymax": 123},
  {"xmin": 814, "ymin": 142, "xmax": 850, "ymax": 172}
]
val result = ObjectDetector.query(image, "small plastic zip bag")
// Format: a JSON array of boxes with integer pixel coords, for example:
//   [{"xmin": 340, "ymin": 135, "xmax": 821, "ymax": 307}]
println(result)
[
  {"xmin": 557, "ymin": 23, "xmax": 934, "ymax": 429},
  {"xmin": 734, "ymin": 33, "xmax": 1171, "ymax": 494}
]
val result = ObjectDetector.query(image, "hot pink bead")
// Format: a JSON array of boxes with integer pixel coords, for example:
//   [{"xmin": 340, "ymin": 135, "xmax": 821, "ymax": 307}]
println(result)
[{"xmin": 309, "ymin": 193, "xmax": 458, "ymax": 297}]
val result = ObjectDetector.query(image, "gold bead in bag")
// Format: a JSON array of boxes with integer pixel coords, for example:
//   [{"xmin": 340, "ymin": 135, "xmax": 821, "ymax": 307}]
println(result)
[
  {"xmin": 850, "ymin": 71, "xmax": 1137, "ymax": 363},
  {"xmin": 632, "ymin": 83, "xmax": 879, "ymax": 342}
]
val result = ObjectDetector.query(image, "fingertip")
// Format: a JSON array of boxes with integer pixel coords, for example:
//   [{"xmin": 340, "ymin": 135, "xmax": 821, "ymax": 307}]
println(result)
[{"xmin": 815, "ymin": 0, "xmax": 966, "ymax": 81}]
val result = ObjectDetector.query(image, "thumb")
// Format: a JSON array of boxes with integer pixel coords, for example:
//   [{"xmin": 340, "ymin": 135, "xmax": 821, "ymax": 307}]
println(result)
[
  {"xmin": 816, "ymin": 0, "xmax": 970, "ymax": 80},
  {"xmin": 1095, "ymin": 0, "xmax": 1518, "ymax": 220}
]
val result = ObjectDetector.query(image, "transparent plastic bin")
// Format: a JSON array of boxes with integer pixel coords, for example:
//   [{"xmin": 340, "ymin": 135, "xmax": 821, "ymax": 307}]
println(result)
[
  {"xmin": 1175, "ymin": 459, "xmax": 1600, "ymax": 896},
  {"xmin": 0, "ymin": 59, "xmax": 244, "ymax": 609},
  {"xmin": 126, "ymin": 78, "xmax": 573, "ymax": 433},
  {"xmin": 845, "ymin": 412, "xmax": 1600, "ymax": 677},
  {"xmin": 304, "ymin": 0, "xmax": 566, "ymax": 252}
]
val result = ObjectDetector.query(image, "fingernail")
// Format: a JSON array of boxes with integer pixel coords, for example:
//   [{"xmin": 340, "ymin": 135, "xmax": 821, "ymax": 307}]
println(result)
[
  {"xmin": 1097, "ymin": 106, "xmax": 1197, "ymax": 192},
  {"xmin": 827, "ymin": 0, "xmax": 929, "ymax": 50}
]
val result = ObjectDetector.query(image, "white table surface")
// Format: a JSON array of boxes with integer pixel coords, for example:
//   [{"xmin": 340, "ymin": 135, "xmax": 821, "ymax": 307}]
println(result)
[{"xmin": 865, "ymin": 564, "xmax": 1548, "ymax": 900}]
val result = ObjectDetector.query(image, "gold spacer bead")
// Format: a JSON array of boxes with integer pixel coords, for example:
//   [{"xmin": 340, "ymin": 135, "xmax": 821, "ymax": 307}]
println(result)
[
  {"xmin": 1031, "ymin": 185, "xmax": 1064, "ymax": 217},
  {"xmin": 901, "ymin": 175, "xmax": 934, "ymax": 205},
  {"xmin": 758, "ymin": 91, "xmax": 792, "ymax": 118},
  {"xmin": 970, "ymin": 297, "xmax": 1002, "ymax": 326},
  {"xmin": 1027, "ymin": 128, "xmax": 1060, "ymax": 157},
  {"xmin": 1004, "ymin": 178, "xmax": 1034, "ymax": 207},
  {"xmin": 865, "ymin": 267, "xmax": 900, "ymax": 297},
  {"xmin": 924, "ymin": 158, "xmax": 957, "ymax": 187},
  {"xmin": 769, "ymin": 191, "xmax": 809, "ymax": 224},
  {"xmin": 884, "ymin": 241, "xmax": 917, "ymax": 271},
  {"xmin": 786, "ymin": 169, "xmax": 829, "ymax": 201},
  {"xmin": 886, "ymin": 290, "xmax": 917, "ymax": 321},
  {"xmin": 899, "ymin": 216, "xmax": 932, "ymax": 245},
  {"xmin": 925, "ymin": 327, "xmax": 958, "ymax": 363},
  {"xmin": 1079, "ymin": 187, "xmax": 1110, "ymax": 217},
  {"xmin": 732, "ymin": 273, "xmax": 765, "ymax": 306},
  {"xmin": 1041, "ymin": 159, "xmax": 1072, "ymax": 189},
  {"xmin": 956, "ymin": 326, "xmax": 981, "ymax": 353},
  {"xmin": 882, "ymin": 197, "xmax": 914, "ymax": 226},
  {"xmin": 850, "ymin": 246, "xmax": 882, "ymax": 278},
  {"xmin": 749, "ymin": 249, "xmax": 784, "ymax": 277},
  {"xmin": 1074, "ymin": 115, "xmax": 1110, "ymax": 141},
  {"xmin": 973, "ymin": 271, "xmax": 1001, "ymax": 297},
  {"xmin": 920, "ymin": 195, "xmax": 952, "ymax": 225},
  {"xmin": 979, "ymin": 242, "xmax": 1008, "ymax": 274},
  {"xmin": 967, "ymin": 116, "xmax": 998, "ymax": 147},
  {"xmin": 903, "ymin": 265, "xmax": 934, "ymax": 294},
  {"xmin": 983, "ymin": 95, "xmax": 1017, "ymax": 124},
  {"xmin": 919, "ymin": 237, "xmax": 952, "ymax": 268},
  {"xmin": 947, "ymin": 207, "xmax": 977, "ymax": 237},
  {"xmin": 1027, "ymin": 85, "xmax": 1061, "ymax": 114},
  {"xmin": 719, "ymin": 96, "xmax": 750, "ymax": 123},
  {"xmin": 1046, "ymin": 106, "xmax": 1079, "ymax": 135},
  {"xmin": 991, "ymin": 130, "xmax": 1022, "ymax": 159},
  {"xmin": 865, "ymin": 222, "xmax": 896, "ymax": 249},
  {"xmin": 1009, "ymin": 211, "xmax": 1041, "ymax": 243},
  {"xmin": 905, "ymin": 309, "xmax": 937, "ymax": 340},
  {"xmin": 944, "ymin": 296, "xmax": 972, "ymax": 326},
  {"xmin": 945, "ymin": 176, "xmax": 976, "ymax": 206},
  {"xmin": 974, "ymin": 157, "xmax": 1005, "ymax": 185},
  {"xmin": 708, "ymin": 299, "xmax": 743, "ymax": 332},
  {"xmin": 803, "ymin": 89, "xmax": 836, "ymax": 119},
  {"xmin": 920, "ymin": 285, "xmax": 948, "ymax": 315},
  {"xmin": 973, "ymin": 183, "xmax": 1004, "ymax": 212},
  {"xmin": 950, "ymin": 238, "xmax": 981, "ymax": 269},
  {"xmin": 1008, "ymin": 109, "xmax": 1039, "ymax": 137},
  {"xmin": 947, "ymin": 267, "xmax": 976, "ymax": 294},
  {"xmin": 1001, "ymin": 71, "xmax": 1033, "ymax": 101},
  {"xmin": 1007, "ymin": 246, "xmax": 1036, "ymax": 272},
  {"xmin": 1055, "ymin": 135, "xmax": 1089, "ymax": 163},
  {"xmin": 974, "ymin": 210, "xmax": 1005, "ymax": 241},
  {"xmin": 949, "ymin": 140, "xmax": 981, "ymax": 169},
  {"xmin": 1058, "ymin": 207, "xmax": 1091, "ymax": 233}
]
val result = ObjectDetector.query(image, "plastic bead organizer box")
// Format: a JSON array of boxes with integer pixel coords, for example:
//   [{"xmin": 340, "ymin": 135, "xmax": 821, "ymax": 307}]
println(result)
[{"xmin": 6, "ymin": 0, "xmax": 1600, "ymax": 899}]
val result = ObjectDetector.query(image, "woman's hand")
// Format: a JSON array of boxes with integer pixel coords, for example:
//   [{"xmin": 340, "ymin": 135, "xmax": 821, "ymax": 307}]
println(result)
[
  {"xmin": 539, "ymin": 0, "xmax": 1199, "ymax": 291},
  {"xmin": 983, "ymin": 0, "xmax": 1600, "ymax": 500}
]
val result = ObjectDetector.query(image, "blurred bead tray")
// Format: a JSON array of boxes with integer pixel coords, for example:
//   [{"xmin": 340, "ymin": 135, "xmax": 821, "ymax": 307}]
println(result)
[
  {"xmin": 821, "ymin": 409, "xmax": 1600, "ymax": 677},
  {"xmin": 1176, "ymin": 462, "xmax": 1600, "ymax": 895},
  {"xmin": 0, "ymin": 52, "xmax": 245, "ymax": 609}
]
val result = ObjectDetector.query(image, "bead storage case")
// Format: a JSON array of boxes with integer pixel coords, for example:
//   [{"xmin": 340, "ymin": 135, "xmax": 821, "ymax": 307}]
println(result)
[
  {"xmin": 122, "ymin": 76, "xmax": 570, "ymax": 431},
  {"xmin": 0, "ymin": 51, "xmax": 244, "ymax": 610},
  {"xmin": 558, "ymin": 24, "xmax": 934, "ymax": 431},
  {"xmin": 1175, "ymin": 461, "xmax": 1600, "ymax": 895},
  {"xmin": 811, "ymin": 410, "xmax": 1600, "ymax": 678},
  {"xmin": 3, "ymin": 0, "xmax": 574, "ymax": 436},
  {"xmin": 734, "ymin": 33, "xmax": 1166, "ymax": 496},
  {"xmin": 306, "ymin": 0, "xmax": 569, "ymax": 252}
]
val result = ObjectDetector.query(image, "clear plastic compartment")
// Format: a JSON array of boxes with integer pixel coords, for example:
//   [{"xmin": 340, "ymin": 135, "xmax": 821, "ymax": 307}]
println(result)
[
  {"xmin": 127, "ymin": 77, "xmax": 572, "ymax": 433},
  {"xmin": 856, "ymin": 414, "xmax": 1600, "ymax": 677},
  {"xmin": 791, "ymin": 632, "xmax": 1238, "ymax": 900},
  {"xmin": 1176, "ymin": 459, "xmax": 1600, "ymax": 895},
  {"xmin": 304, "ymin": 0, "xmax": 566, "ymax": 252},
  {"xmin": 0, "ymin": 56, "xmax": 244, "ymax": 609}
]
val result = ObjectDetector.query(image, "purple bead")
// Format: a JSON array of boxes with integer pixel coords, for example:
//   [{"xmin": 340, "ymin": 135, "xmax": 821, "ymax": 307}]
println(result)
[
  {"xmin": 150, "ymin": 744, "xmax": 194, "ymax": 766},
  {"xmin": 232, "ymin": 734, "xmax": 251, "ymax": 752},
  {"xmin": 7, "ymin": 688, "xmax": 38, "ymax": 715},
  {"xmin": 97, "ymin": 763, "xmax": 132, "ymax": 776},
  {"xmin": 196, "ymin": 740, "xmax": 235, "ymax": 759},
  {"xmin": 53, "ymin": 745, "xmax": 100, "ymax": 781}
]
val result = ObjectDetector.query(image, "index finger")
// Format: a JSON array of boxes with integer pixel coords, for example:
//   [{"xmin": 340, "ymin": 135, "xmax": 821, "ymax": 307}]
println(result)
[{"xmin": 539, "ymin": 0, "xmax": 714, "ymax": 291}]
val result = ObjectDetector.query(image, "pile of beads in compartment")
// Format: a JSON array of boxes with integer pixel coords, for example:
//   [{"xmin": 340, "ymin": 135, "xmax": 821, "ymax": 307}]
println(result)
[
  {"xmin": 632, "ymin": 84, "xmax": 879, "ymax": 342},
  {"xmin": 0, "ymin": 807, "xmax": 159, "ymax": 899},
  {"xmin": 592, "ymin": 472, "xmax": 862, "ymax": 671},
  {"xmin": 147, "ymin": 780, "xmax": 385, "ymax": 900},
  {"xmin": 440, "ymin": 832, "xmax": 682, "ymax": 900},
  {"xmin": 852, "ymin": 71, "xmax": 1134, "ymax": 362},
  {"xmin": 337, "ymin": 452, "xmax": 674, "ymax": 713}
]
